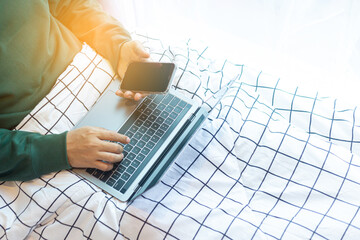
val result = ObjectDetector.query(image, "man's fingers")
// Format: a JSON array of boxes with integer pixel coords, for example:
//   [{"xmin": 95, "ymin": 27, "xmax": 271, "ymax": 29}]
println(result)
[
  {"xmin": 133, "ymin": 41, "xmax": 150, "ymax": 59},
  {"xmin": 99, "ymin": 141, "xmax": 123, "ymax": 154},
  {"xmin": 97, "ymin": 152, "xmax": 124, "ymax": 163},
  {"xmin": 124, "ymin": 91, "xmax": 134, "ymax": 98},
  {"xmin": 115, "ymin": 89, "xmax": 124, "ymax": 97},
  {"xmin": 134, "ymin": 93, "xmax": 143, "ymax": 101},
  {"xmin": 96, "ymin": 128, "xmax": 130, "ymax": 144},
  {"xmin": 94, "ymin": 160, "xmax": 114, "ymax": 172}
]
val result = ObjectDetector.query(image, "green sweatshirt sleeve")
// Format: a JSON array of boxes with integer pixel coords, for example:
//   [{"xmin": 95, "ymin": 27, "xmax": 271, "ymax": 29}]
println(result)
[
  {"xmin": 48, "ymin": 0, "xmax": 132, "ymax": 71},
  {"xmin": 0, "ymin": 129, "xmax": 71, "ymax": 181}
]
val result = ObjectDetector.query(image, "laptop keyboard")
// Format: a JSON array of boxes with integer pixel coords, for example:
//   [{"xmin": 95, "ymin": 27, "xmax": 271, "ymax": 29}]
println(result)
[{"xmin": 85, "ymin": 93, "xmax": 191, "ymax": 194}]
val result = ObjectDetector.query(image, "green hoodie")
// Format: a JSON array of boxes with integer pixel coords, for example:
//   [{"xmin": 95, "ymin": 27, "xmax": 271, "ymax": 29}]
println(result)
[{"xmin": 0, "ymin": 0, "xmax": 131, "ymax": 180}]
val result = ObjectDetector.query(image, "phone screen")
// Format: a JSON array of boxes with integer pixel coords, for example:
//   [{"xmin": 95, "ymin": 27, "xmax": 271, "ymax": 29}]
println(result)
[{"xmin": 121, "ymin": 62, "xmax": 176, "ymax": 93}]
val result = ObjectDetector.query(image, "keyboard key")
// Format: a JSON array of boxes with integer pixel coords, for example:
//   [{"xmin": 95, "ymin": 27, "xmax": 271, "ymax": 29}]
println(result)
[
  {"xmin": 146, "ymin": 141, "xmax": 155, "ymax": 149},
  {"xmin": 129, "ymin": 138, "xmax": 138, "ymax": 146},
  {"xmin": 144, "ymin": 98, "xmax": 152, "ymax": 104},
  {"xmin": 114, "ymin": 179, "xmax": 125, "ymax": 190},
  {"xmin": 137, "ymin": 104, "xmax": 147, "ymax": 113},
  {"xmin": 134, "ymin": 132, "xmax": 143, "ymax": 140},
  {"xmin": 130, "ymin": 125, "xmax": 139, "ymax": 132},
  {"xmin": 148, "ymin": 94, "xmax": 155, "ymax": 99},
  {"xmin": 178, "ymin": 100, "xmax": 187, "ymax": 108},
  {"xmin": 170, "ymin": 112, "xmax": 178, "ymax": 119},
  {"xmin": 151, "ymin": 122, "xmax": 160, "ymax": 129},
  {"xmin": 169, "ymin": 97, "xmax": 180, "ymax": 107},
  {"xmin": 99, "ymin": 171, "xmax": 112, "ymax": 182},
  {"xmin": 165, "ymin": 106, "xmax": 174, "ymax": 113},
  {"xmin": 132, "ymin": 146, "xmax": 141, "ymax": 154},
  {"xmin": 155, "ymin": 117, "xmax": 165, "ymax": 124},
  {"xmin": 112, "ymin": 171, "xmax": 121, "ymax": 179},
  {"xmin": 125, "ymin": 131, "xmax": 134, "ymax": 138},
  {"xmin": 160, "ymin": 123, "xmax": 169, "ymax": 131},
  {"xmin": 136, "ymin": 153, "xmax": 146, "ymax": 161},
  {"xmin": 174, "ymin": 106, "xmax": 182, "ymax": 113},
  {"xmin": 126, "ymin": 166, "xmax": 136, "ymax": 174},
  {"xmin": 92, "ymin": 169, "xmax": 103, "ymax": 178},
  {"xmin": 131, "ymin": 160, "xmax": 141, "ymax": 168},
  {"xmin": 148, "ymin": 114, "xmax": 157, "ymax": 122},
  {"xmin": 149, "ymin": 103, "xmax": 157, "ymax": 110},
  {"xmin": 86, "ymin": 168, "xmax": 95, "ymax": 174},
  {"xmin": 160, "ymin": 111, "xmax": 169, "ymax": 118},
  {"xmin": 122, "ymin": 159, "xmax": 131, "ymax": 167},
  {"xmin": 117, "ymin": 166, "xmax": 126, "ymax": 174},
  {"xmin": 165, "ymin": 118, "xmax": 174, "ymax": 125},
  {"xmin": 127, "ymin": 152, "xmax": 136, "ymax": 160},
  {"xmin": 144, "ymin": 120, "xmax": 152, "ymax": 128},
  {"xmin": 153, "ymin": 94, "xmax": 165, "ymax": 103},
  {"xmin": 151, "ymin": 135, "xmax": 160, "ymax": 143},
  {"xmin": 134, "ymin": 119, "xmax": 143, "ymax": 127},
  {"xmin": 153, "ymin": 109, "xmax": 161, "ymax": 116},
  {"xmin": 139, "ymin": 126, "xmax": 147, "ymax": 134},
  {"xmin": 139, "ymin": 114, "xmax": 147, "ymax": 121},
  {"xmin": 137, "ymin": 140, "xmax": 146, "ymax": 148},
  {"xmin": 121, "ymin": 172, "xmax": 131, "ymax": 181},
  {"xmin": 146, "ymin": 128, "xmax": 155, "ymax": 135},
  {"xmin": 158, "ymin": 103, "xmax": 166, "ymax": 111},
  {"xmin": 155, "ymin": 129, "xmax": 165, "ymax": 137},
  {"xmin": 124, "ymin": 144, "xmax": 133, "ymax": 152},
  {"xmin": 162, "ymin": 94, "xmax": 174, "ymax": 104},
  {"xmin": 106, "ymin": 178, "xmax": 116, "ymax": 186},
  {"xmin": 144, "ymin": 108, "xmax": 152, "ymax": 116},
  {"xmin": 142, "ymin": 134, "xmax": 150, "ymax": 142},
  {"xmin": 141, "ymin": 147, "xmax": 151, "ymax": 155}
]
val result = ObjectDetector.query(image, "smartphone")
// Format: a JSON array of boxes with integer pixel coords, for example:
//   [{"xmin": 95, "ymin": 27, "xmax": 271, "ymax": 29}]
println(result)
[{"xmin": 120, "ymin": 62, "xmax": 176, "ymax": 94}]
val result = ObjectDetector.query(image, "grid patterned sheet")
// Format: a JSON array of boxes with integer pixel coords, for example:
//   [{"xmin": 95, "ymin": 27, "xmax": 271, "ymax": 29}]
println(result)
[{"xmin": 1, "ymin": 33, "xmax": 360, "ymax": 240}]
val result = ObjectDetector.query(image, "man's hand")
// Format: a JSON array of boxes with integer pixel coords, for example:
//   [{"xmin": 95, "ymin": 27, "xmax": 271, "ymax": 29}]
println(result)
[
  {"xmin": 66, "ymin": 126, "xmax": 130, "ymax": 171},
  {"xmin": 116, "ymin": 40, "xmax": 150, "ymax": 101}
]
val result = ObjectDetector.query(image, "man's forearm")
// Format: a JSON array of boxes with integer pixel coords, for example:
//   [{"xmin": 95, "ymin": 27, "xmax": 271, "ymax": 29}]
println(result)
[{"xmin": 0, "ymin": 129, "xmax": 70, "ymax": 181}]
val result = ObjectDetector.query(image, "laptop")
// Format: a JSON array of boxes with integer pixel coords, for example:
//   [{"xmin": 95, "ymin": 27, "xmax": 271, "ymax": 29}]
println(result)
[{"xmin": 73, "ymin": 78, "xmax": 234, "ymax": 202}]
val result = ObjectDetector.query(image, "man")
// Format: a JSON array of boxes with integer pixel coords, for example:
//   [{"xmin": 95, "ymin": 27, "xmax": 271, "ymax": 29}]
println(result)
[{"xmin": 0, "ymin": 0, "xmax": 149, "ymax": 181}]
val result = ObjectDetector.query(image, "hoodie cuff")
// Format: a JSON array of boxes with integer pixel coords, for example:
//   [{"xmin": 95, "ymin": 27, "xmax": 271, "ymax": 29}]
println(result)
[{"xmin": 31, "ymin": 131, "xmax": 71, "ymax": 177}]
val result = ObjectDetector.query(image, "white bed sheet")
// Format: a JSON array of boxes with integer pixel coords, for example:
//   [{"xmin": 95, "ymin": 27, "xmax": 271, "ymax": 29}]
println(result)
[{"xmin": 1, "ymin": 33, "xmax": 360, "ymax": 239}]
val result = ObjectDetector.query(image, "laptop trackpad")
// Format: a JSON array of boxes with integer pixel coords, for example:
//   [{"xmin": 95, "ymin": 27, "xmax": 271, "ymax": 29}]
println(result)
[{"xmin": 74, "ymin": 90, "xmax": 140, "ymax": 131}]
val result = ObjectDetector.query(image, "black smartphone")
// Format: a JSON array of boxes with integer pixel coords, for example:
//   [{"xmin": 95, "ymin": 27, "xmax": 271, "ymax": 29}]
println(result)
[{"xmin": 120, "ymin": 62, "xmax": 176, "ymax": 94}]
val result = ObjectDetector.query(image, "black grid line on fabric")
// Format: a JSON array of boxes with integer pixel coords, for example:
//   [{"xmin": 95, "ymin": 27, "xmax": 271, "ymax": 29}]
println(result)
[
  {"xmin": 271, "ymin": 78, "xmax": 280, "ymax": 106},
  {"xmin": 329, "ymin": 99, "xmax": 337, "ymax": 142},
  {"xmin": 308, "ymin": 92, "xmax": 319, "ymax": 134},
  {"xmin": 45, "ymin": 58, "xmax": 111, "ymax": 134},
  {"xmin": 44, "ymin": 96, "xmax": 76, "ymax": 126},
  {"xmin": 289, "ymin": 87, "xmax": 298, "ymax": 124},
  {"xmin": 341, "ymin": 206, "xmax": 360, "ymax": 239},
  {"xmin": 255, "ymin": 71, "xmax": 262, "ymax": 92},
  {"xmin": 310, "ymin": 154, "xmax": 354, "ymax": 239},
  {"xmin": 350, "ymin": 106, "xmax": 357, "ymax": 153}
]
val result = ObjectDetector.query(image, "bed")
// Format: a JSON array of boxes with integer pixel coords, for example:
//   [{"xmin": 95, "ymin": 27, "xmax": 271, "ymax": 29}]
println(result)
[{"xmin": 1, "ymin": 33, "xmax": 360, "ymax": 239}]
